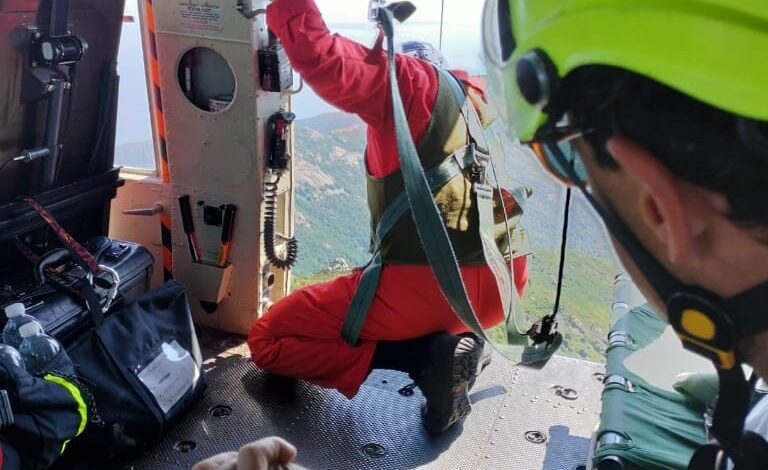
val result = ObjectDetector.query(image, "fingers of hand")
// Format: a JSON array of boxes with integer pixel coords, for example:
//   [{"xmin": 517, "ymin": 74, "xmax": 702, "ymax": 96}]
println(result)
[{"xmin": 237, "ymin": 437, "xmax": 298, "ymax": 469}]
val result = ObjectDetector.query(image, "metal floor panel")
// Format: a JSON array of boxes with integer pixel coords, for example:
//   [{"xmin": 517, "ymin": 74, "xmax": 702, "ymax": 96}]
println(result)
[{"xmin": 128, "ymin": 334, "xmax": 604, "ymax": 470}]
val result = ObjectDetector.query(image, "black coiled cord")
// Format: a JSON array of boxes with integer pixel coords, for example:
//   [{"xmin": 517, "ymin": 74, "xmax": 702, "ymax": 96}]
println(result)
[{"xmin": 263, "ymin": 175, "xmax": 298, "ymax": 269}]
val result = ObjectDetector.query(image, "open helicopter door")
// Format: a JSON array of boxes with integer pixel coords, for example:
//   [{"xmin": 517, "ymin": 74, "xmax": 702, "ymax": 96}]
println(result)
[{"xmin": 109, "ymin": 0, "xmax": 297, "ymax": 333}]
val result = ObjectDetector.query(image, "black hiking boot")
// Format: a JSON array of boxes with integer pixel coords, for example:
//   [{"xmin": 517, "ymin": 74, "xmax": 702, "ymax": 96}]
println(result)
[{"xmin": 414, "ymin": 332, "xmax": 483, "ymax": 433}]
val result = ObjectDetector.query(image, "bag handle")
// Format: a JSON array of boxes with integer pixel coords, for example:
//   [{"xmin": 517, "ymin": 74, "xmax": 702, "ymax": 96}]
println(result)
[
  {"xmin": 21, "ymin": 197, "xmax": 120, "ymax": 325},
  {"xmin": 35, "ymin": 248, "xmax": 72, "ymax": 284},
  {"xmin": 35, "ymin": 249, "xmax": 105, "ymax": 326},
  {"xmin": 21, "ymin": 196, "xmax": 100, "ymax": 275}
]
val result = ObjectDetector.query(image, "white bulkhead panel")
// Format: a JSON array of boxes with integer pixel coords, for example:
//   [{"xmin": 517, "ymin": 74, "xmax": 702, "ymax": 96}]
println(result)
[{"xmin": 148, "ymin": 0, "xmax": 293, "ymax": 333}]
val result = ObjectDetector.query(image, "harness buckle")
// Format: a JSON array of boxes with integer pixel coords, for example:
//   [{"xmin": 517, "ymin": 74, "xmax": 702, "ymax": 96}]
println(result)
[{"xmin": 527, "ymin": 315, "xmax": 559, "ymax": 346}]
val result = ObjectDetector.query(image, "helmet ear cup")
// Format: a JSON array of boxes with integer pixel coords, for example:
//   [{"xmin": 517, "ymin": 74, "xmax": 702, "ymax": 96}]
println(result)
[{"xmin": 516, "ymin": 50, "xmax": 559, "ymax": 110}]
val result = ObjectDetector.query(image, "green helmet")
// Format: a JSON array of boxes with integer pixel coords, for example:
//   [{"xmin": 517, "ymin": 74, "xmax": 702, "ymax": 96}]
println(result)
[{"xmin": 483, "ymin": 0, "xmax": 768, "ymax": 141}]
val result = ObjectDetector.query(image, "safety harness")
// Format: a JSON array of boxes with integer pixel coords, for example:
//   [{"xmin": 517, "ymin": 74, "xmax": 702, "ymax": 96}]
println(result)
[
  {"xmin": 342, "ymin": 5, "xmax": 562, "ymax": 366},
  {"xmin": 340, "ymin": 65, "xmax": 501, "ymax": 345}
]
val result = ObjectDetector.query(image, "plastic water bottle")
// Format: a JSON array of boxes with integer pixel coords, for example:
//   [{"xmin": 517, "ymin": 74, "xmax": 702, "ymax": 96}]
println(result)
[
  {"xmin": 18, "ymin": 322, "xmax": 60, "ymax": 375},
  {"xmin": 0, "ymin": 344, "xmax": 24, "ymax": 369},
  {"xmin": 3, "ymin": 303, "xmax": 39, "ymax": 350}
]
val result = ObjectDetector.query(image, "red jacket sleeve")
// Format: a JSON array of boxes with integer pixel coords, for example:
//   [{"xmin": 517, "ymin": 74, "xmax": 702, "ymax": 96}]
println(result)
[{"xmin": 267, "ymin": 0, "xmax": 437, "ymax": 177}]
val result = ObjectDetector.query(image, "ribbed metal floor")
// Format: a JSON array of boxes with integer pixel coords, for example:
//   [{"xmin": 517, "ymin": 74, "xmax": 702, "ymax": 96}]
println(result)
[{"xmin": 128, "ymin": 332, "xmax": 603, "ymax": 470}]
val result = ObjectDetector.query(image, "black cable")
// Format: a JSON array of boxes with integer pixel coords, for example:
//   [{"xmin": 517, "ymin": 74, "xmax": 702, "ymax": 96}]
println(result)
[
  {"xmin": 551, "ymin": 187, "xmax": 572, "ymax": 317},
  {"xmin": 525, "ymin": 186, "xmax": 571, "ymax": 345},
  {"xmin": 263, "ymin": 175, "xmax": 298, "ymax": 269}
]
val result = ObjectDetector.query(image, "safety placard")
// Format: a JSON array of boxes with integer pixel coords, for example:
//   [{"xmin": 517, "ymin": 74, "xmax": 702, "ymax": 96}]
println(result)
[
  {"xmin": 137, "ymin": 340, "xmax": 200, "ymax": 415},
  {"xmin": 177, "ymin": 2, "xmax": 223, "ymax": 33}
]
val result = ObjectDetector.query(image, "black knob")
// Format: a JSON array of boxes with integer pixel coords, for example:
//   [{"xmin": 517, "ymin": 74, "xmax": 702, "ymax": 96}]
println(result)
[{"xmin": 516, "ymin": 50, "xmax": 555, "ymax": 108}]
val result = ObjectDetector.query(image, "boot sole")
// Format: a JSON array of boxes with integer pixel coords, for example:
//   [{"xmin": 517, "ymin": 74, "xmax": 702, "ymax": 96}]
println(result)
[
  {"xmin": 468, "ymin": 341, "xmax": 492, "ymax": 391},
  {"xmin": 423, "ymin": 336, "xmax": 482, "ymax": 433}
]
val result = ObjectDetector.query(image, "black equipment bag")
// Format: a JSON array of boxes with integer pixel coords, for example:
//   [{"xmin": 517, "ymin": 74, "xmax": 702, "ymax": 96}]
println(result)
[
  {"xmin": 2, "ymin": 198, "xmax": 205, "ymax": 465},
  {"xmin": 60, "ymin": 280, "xmax": 206, "ymax": 464},
  {"xmin": 0, "ymin": 236, "xmax": 153, "ymax": 346}
]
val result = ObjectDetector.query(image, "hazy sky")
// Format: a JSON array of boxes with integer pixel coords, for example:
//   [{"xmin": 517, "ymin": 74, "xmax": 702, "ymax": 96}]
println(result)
[
  {"xmin": 317, "ymin": 0, "xmax": 478, "ymax": 24},
  {"xmin": 122, "ymin": 0, "xmax": 484, "ymax": 34},
  {"xmin": 288, "ymin": 0, "xmax": 487, "ymax": 117}
]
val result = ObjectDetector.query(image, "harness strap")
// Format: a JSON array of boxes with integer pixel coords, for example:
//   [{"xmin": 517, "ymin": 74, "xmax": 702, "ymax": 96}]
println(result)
[
  {"xmin": 475, "ymin": 183, "xmax": 529, "ymax": 346},
  {"xmin": 341, "ymin": 146, "xmax": 474, "ymax": 345},
  {"xmin": 342, "ymin": 9, "xmax": 489, "ymax": 347},
  {"xmin": 441, "ymin": 68, "xmax": 533, "ymax": 347}
]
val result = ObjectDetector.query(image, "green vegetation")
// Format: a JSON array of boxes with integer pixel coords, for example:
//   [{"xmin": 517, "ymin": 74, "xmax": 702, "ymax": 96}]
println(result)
[{"xmin": 292, "ymin": 121, "xmax": 370, "ymax": 276}]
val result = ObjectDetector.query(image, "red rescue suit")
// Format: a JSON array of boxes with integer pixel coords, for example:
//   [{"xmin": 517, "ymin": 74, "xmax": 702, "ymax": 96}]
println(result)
[{"xmin": 248, "ymin": 0, "xmax": 529, "ymax": 398}]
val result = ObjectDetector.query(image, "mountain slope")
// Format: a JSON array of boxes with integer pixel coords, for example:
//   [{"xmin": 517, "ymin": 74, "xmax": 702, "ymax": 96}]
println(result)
[{"xmin": 293, "ymin": 114, "xmax": 370, "ymax": 275}]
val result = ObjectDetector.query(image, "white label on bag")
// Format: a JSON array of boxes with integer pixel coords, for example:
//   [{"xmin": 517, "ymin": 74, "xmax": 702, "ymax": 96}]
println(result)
[{"xmin": 137, "ymin": 340, "xmax": 199, "ymax": 414}]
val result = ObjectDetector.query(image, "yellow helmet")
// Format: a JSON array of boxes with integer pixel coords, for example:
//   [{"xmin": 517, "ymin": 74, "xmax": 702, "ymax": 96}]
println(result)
[{"xmin": 482, "ymin": 0, "xmax": 768, "ymax": 141}]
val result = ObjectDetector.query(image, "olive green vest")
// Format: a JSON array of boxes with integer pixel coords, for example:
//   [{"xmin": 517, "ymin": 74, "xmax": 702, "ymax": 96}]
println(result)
[{"xmin": 366, "ymin": 70, "xmax": 523, "ymax": 265}]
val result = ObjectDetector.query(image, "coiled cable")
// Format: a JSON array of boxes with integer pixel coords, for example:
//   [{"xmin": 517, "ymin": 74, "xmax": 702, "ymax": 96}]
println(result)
[{"xmin": 263, "ymin": 174, "xmax": 298, "ymax": 269}]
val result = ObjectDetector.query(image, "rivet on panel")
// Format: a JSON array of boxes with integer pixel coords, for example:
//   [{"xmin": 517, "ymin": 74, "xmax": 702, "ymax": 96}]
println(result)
[
  {"xmin": 173, "ymin": 441, "xmax": 197, "ymax": 453},
  {"xmin": 524, "ymin": 431, "xmax": 548, "ymax": 444},
  {"xmin": 361, "ymin": 443, "xmax": 386, "ymax": 459},
  {"xmin": 208, "ymin": 405, "xmax": 233, "ymax": 418}
]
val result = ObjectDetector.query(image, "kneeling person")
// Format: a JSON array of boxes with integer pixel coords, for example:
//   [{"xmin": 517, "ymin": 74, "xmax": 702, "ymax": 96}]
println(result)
[{"xmin": 248, "ymin": 0, "xmax": 529, "ymax": 433}]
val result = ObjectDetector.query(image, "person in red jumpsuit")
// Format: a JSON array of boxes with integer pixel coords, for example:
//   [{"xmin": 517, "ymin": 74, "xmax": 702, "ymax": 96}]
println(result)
[{"xmin": 248, "ymin": 0, "xmax": 529, "ymax": 433}]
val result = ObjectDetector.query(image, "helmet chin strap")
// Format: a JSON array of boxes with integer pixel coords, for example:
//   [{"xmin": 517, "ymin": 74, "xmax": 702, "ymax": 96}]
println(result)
[{"xmin": 545, "ymin": 139, "xmax": 768, "ymax": 463}]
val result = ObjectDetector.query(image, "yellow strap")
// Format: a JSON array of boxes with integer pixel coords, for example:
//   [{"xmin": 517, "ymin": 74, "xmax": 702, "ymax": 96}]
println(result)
[{"xmin": 43, "ymin": 374, "xmax": 88, "ymax": 438}]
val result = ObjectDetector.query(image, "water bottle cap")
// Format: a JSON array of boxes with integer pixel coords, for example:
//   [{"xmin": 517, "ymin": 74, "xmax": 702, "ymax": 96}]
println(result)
[
  {"xmin": 18, "ymin": 321, "xmax": 43, "ymax": 339},
  {"xmin": 4, "ymin": 303, "xmax": 25, "ymax": 318}
]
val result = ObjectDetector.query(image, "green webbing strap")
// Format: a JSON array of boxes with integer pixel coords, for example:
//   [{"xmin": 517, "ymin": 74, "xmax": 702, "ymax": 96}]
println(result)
[
  {"xmin": 438, "ymin": 67, "xmax": 530, "ymax": 345},
  {"xmin": 342, "ymin": 252, "xmax": 383, "ymax": 345},
  {"xmin": 342, "ymin": 10, "xmax": 527, "ymax": 347},
  {"xmin": 341, "ymin": 147, "xmax": 474, "ymax": 345},
  {"xmin": 375, "ymin": 9, "xmax": 487, "ymax": 342},
  {"xmin": 476, "ymin": 183, "xmax": 529, "ymax": 345}
]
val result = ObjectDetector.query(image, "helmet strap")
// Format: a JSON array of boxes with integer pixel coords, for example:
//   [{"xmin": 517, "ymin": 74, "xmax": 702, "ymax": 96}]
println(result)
[{"xmin": 711, "ymin": 366, "xmax": 752, "ymax": 459}]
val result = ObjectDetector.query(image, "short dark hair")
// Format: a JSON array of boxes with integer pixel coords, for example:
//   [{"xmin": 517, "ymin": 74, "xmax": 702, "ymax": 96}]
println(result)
[{"xmin": 559, "ymin": 66, "xmax": 768, "ymax": 233}]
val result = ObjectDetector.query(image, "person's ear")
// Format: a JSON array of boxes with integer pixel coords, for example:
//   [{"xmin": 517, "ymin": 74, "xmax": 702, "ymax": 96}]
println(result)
[{"xmin": 605, "ymin": 137, "xmax": 705, "ymax": 265}]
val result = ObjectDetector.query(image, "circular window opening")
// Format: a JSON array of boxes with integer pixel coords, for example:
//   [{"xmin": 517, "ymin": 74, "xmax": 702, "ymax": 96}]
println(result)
[{"xmin": 178, "ymin": 47, "xmax": 235, "ymax": 113}]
